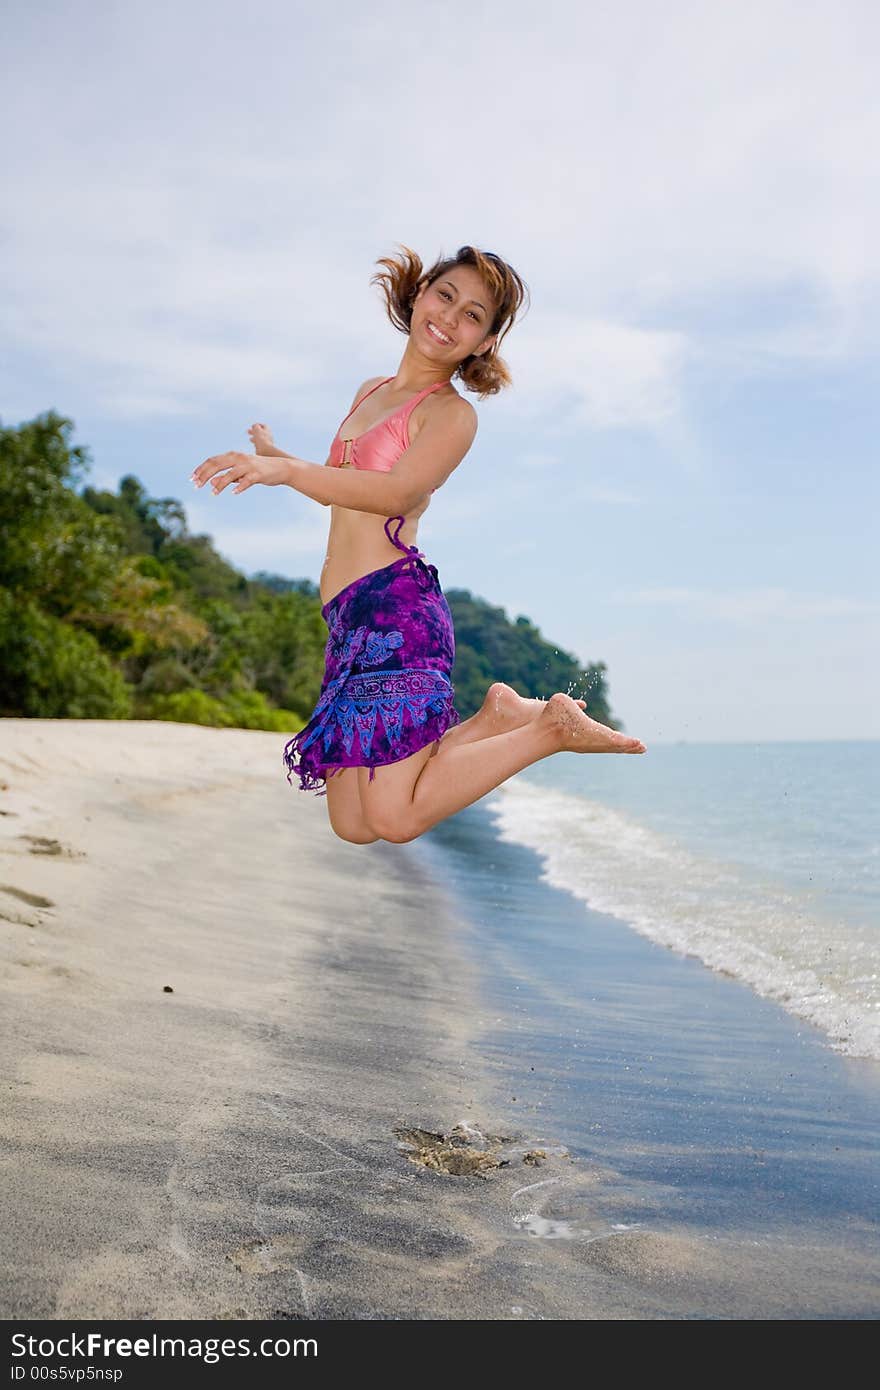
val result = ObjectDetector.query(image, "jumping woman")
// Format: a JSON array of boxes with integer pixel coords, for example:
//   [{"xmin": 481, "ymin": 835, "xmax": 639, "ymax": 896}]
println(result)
[{"xmin": 190, "ymin": 243, "xmax": 646, "ymax": 845}]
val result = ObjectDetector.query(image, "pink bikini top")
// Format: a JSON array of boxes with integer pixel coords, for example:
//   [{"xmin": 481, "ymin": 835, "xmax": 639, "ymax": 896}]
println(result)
[{"xmin": 328, "ymin": 376, "xmax": 447, "ymax": 489}]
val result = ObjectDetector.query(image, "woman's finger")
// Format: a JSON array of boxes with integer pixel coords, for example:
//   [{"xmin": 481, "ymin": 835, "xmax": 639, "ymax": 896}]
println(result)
[
  {"xmin": 192, "ymin": 451, "xmax": 250, "ymax": 489},
  {"xmin": 212, "ymin": 467, "xmax": 238, "ymax": 493},
  {"xmin": 191, "ymin": 459, "xmax": 215, "ymax": 486},
  {"xmin": 201, "ymin": 453, "xmax": 234, "ymax": 490},
  {"xmin": 231, "ymin": 463, "xmax": 256, "ymax": 494}
]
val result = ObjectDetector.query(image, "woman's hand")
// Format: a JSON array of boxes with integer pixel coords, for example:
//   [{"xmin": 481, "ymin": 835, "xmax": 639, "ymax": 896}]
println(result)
[
  {"xmin": 190, "ymin": 451, "xmax": 292, "ymax": 495},
  {"xmin": 248, "ymin": 422, "xmax": 276, "ymax": 455}
]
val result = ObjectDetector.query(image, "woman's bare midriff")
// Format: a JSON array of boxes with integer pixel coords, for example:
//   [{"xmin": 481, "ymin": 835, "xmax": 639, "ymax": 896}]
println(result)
[
  {"xmin": 318, "ymin": 384, "xmax": 454, "ymax": 608},
  {"xmin": 319, "ymin": 505, "xmax": 428, "ymax": 608}
]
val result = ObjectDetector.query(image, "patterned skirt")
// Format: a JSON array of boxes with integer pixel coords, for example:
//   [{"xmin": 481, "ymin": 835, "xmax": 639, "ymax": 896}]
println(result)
[{"xmin": 282, "ymin": 519, "xmax": 462, "ymax": 794}]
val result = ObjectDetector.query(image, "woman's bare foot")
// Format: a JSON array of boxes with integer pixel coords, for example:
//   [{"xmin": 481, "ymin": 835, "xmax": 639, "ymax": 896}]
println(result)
[
  {"xmin": 248, "ymin": 422, "xmax": 276, "ymax": 455},
  {"xmin": 541, "ymin": 691, "xmax": 646, "ymax": 754},
  {"xmin": 434, "ymin": 681, "xmax": 585, "ymax": 755},
  {"xmin": 485, "ymin": 681, "xmax": 585, "ymax": 732}
]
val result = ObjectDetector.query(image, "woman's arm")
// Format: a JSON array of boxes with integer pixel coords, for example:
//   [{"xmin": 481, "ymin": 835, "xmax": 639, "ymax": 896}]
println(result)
[
  {"xmin": 193, "ymin": 394, "xmax": 477, "ymax": 515},
  {"xmin": 284, "ymin": 457, "xmax": 414, "ymax": 515},
  {"xmin": 192, "ymin": 450, "xmax": 413, "ymax": 514}
]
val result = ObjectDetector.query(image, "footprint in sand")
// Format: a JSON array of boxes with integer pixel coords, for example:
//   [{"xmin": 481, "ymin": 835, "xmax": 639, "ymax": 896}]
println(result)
[
  {"xmin": 0, "ymin": 883, "xmax": 55, "ymax": 928},
  {"xmin": 18, "ymin": 835, "xmax": 84, "ymax": 859},
  {"xmin": 226, "ymin": 1235, "xmax": 309, "ymax": 1275},
  {"xmin": 1, "ymin": 884, "xmax": 55, "ymax": 908}
]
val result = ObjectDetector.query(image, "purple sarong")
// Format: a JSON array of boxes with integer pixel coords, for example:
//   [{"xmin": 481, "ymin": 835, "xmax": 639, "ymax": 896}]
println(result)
[{"xmin": 283, "ymin": 516, "xmax": 462, "ymax": 794}]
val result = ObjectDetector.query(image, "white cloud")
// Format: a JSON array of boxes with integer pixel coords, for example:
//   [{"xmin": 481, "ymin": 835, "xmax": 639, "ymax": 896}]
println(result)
[
  {"xmin": 3, "ymin": 0, "xmax": 878, "ymax": 427},
  {"xmin": 183, "ymin": 507, "xmax": 328, "ymax": 573},
  {"xmin": 581, "ymin": 487, "xmax": 644, "ymax": 505},
  {"xmin": 4, "ymin": 1, "xmax": 878, "ymax": 741},
  {"xmin": 612, "ymin": 586, "xmax": 880, "ymax": 623},
  {"xmin": 505, "ymin": 316, "xmax": 689, "ymax": 433},
  {"xmin": 516, "ymin": 451, "xmax": 558, "ymax": 469},
  {"xmin": 512, "ymin": 452, "xmax": 642, "ymax": 502}
]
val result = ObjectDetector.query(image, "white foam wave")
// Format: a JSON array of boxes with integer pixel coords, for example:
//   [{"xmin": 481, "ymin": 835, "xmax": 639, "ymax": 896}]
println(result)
[{"xmin": 487, "ymin": 781, "xmax": 880, "ymax": 1061}]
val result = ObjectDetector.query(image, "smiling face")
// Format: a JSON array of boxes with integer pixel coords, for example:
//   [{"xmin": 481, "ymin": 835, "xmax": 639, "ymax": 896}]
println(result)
[{"xmin": 411, "ymin": 264, "xmax": 498, "ymax": 363}]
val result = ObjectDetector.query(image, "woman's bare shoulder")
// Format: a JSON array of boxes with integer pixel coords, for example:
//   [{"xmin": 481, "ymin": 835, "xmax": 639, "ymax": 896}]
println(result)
[
  {"xmin": 346, "ymin": 375, "xmax": 387, "ymax": 410},
  {"xmin": 433, "ymin": 385, "xmax": 477, "ymax": 428},
  {"xmin": 451, "ymin": 388, "xmax": 477, "ymax": 425},
  {"xmin": 411, "ymin": 383, "xmax": 476, "ymax": 444}
]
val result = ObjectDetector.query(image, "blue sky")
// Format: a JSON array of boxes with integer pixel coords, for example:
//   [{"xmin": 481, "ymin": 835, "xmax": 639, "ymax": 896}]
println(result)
[{"xmin": 3, "ymin": 0, "xmax": 877, "ymax": 742}]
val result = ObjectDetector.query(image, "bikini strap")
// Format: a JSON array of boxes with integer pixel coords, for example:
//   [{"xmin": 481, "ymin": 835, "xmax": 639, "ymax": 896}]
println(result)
[
  {"xmin": 383, "ymin": 515, "xmax": 415, "ymax": 554},
  {"xmin": 336, "ymin": 376, "xmax": 393, "ymax": 430},
  {"xmin": 383, "ymin": 516, "xmax": 438, "ymax": 592},
  {"xmin": 397, "ymin": 379, "xmax": 447, "ymax": 426},
  {"xmin": 409, "ymin": 380, "xmax": 447, "ymax": 405},
  {"xmin": 339, "ymin": 377, "xmax": 447, "ymax": 436}
]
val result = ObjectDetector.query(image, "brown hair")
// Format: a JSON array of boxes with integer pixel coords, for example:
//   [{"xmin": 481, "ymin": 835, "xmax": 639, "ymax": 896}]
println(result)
[{"xmin": 370, "ymin": 243, "xmax": 529, "ymax": 398}]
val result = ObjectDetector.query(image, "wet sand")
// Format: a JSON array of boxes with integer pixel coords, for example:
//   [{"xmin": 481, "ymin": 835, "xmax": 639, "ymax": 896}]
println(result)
[{"xmin": 1, "ymin": 719, "xmax": 877, "ymax": 1320}]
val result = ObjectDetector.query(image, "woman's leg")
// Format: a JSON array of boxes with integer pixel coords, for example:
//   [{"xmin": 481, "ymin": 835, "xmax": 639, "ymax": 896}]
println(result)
[
  {"xmin": 359, "ymin": 692, "xmax": 646, "ymax": 843},
  {"xmin": 321, "ymin": 684, "xmax": 577, "ymax": 844},
  {"xmin": 323, "ymin": 766, "xmax": 381, "ymax": 843}
]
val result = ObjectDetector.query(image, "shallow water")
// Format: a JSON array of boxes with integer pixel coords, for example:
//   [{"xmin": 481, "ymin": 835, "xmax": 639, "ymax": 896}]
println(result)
[{"xmin": 413, "ymin": 768, "xmax": 880, "ymax": 1318}]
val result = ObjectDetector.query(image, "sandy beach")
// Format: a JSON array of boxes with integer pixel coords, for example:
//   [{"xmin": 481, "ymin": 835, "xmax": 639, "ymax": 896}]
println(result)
[{"xmin": 1, "ymin": 719, "xmax": 877, "ymax": 1321}]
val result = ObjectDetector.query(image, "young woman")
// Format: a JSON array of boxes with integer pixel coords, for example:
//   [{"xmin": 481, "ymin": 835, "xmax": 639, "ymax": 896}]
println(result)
[{"xmin": 190, "ymin": 243, "xmax": 646, "ymax": 845}]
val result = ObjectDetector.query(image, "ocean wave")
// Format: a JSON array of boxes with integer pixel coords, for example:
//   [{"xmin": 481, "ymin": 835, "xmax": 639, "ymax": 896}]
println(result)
[{"xmin": 487, "ymin": 780, "xmax": 880, "ymax": 1061}]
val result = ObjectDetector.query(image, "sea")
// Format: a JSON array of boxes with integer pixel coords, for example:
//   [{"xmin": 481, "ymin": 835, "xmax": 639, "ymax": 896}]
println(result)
[
  {"xmin": 409, "ymin": 739, "xmax": 880, "ymax": 1314},
  {"xmin": 429, "ymin": 739, "xmax": 880, "ymax": 1062}
]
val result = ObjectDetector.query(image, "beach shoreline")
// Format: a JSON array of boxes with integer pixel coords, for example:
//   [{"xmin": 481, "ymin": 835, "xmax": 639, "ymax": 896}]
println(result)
[{"xmin": 1, "ymin": 720, "xmax": 877, "ymax": 1320}]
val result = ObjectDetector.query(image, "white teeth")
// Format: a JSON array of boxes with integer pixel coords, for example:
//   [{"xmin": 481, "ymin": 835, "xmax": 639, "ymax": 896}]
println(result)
[{"xmin": 428, "ymin": 321, "xmax": 452, "ymax": 344}]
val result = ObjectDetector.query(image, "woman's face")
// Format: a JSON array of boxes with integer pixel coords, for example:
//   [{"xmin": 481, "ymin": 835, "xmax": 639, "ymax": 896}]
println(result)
[{"xmin": 412, "ymin": 265, "xmax": 497, "ymax": 363}]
